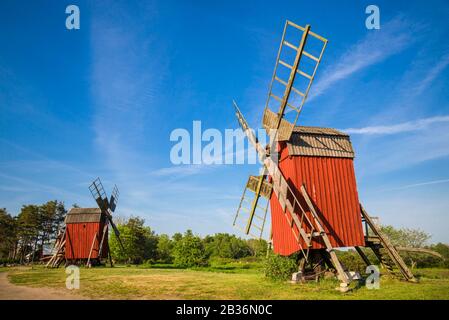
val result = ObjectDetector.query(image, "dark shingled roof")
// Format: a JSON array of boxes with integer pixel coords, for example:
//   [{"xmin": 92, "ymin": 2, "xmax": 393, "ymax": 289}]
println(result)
[
  {"xmin": 287, "ymin": 126, "xmax": 355, "ymax": 158},
  {"xmin": 65, "ymin": 208, "xmax": 102, "ymax": 224}
]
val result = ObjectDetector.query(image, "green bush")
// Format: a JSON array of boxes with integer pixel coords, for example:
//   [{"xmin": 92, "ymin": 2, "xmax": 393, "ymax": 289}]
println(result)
[
  {"xmin": 173, "ymin": 230, "xmax": 208, "ymax": 268},
  {"xmin": 109, "ymin": 217, "xmax": 158, "ymax": 264},
  {"xmin": 157, "ymin": 234, "xmax": 174, "ymax": 263},
  {"xmin": 337, "ymin": 250, "xmax": 368, "ymax": 273},
  {"xmin": 264, "ymin": 254, "xmax": 298, "ymax": 281},
  {"xmin": 208, "ymin": 257, "xmax": 234, "ymax": 266},
  {"xmin": 204, "ymin": 233, "xmax": 252, "ymax": 259}
]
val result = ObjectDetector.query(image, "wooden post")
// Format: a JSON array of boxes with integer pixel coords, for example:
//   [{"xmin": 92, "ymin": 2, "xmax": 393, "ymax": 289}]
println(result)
[
  {"xmin": 108, "ymin": 243, "xmax": 113, "ymax": 267},
  {"xmin": 97, "ymin": 224, "xmax": 108, "ymax": 260},
  {"xmin": 86, "ymin": 232, "xmax": 99, "ymax": 267}
]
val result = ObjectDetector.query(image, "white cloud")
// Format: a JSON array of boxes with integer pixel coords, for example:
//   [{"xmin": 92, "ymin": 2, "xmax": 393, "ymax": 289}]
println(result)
[
  {"xmin": 414, "ymin": 53, "xmax": 449, "ymax": 95},
  {"xmin": 342, "ymin": 115, "xmax": 449, "ymax": 135},
  {"xmin": 310, "ymin": 17, "xmax": 416, "ymax": 100},
  {"xmin": 382, "ymin": 178, "xmax": 449, "ymax": 192},
  {"xmin": 354, "ymin": 119, "xmax": 449, "ymax": 175},
  {"xmin": 151, "ymin": 164, "xmax": 212, "ymax": 177}
]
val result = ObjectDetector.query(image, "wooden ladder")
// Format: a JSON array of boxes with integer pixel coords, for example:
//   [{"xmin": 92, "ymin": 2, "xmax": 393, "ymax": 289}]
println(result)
[{"xmin": 361, "ymin": 205, "xmax": 416, "ymax": 282}]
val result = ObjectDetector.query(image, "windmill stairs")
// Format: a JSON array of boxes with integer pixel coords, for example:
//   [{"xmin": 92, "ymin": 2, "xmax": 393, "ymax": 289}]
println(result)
[{"xmin": 358, "ymin": 205, "xmax": 417, "ymax": 282}]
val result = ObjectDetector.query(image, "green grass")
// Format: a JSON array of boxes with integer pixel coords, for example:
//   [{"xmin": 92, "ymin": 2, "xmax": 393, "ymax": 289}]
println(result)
[{"xmin": 4, "ymin": 265, "xmax": 449, "ymax": 300}]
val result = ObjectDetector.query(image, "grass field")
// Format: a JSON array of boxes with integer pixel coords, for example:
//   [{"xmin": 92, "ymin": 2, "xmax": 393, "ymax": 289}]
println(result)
[{"xmin": 2, "ymin": 264, "xmax": 449, "ymax": 300}]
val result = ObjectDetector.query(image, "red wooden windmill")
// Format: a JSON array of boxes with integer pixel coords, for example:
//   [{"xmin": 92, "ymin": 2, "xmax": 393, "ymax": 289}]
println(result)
[
  {"xmin": 232, "ymin": 20, "xmax": 415, "ymax": 285},
  {"xmin": 46, "ymin": 178, "xmax": 125, "ymax": 267}
]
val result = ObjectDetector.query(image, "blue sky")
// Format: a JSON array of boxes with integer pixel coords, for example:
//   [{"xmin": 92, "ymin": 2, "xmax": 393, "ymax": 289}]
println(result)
[{"xmin": 1, "ymin": 0, "xmax": 449, "ymax": 243}]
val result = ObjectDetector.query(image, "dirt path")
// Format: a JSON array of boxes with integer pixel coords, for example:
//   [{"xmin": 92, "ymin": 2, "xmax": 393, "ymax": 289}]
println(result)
[{"xmin": 0, "ymin": 272, "xmax": 85, "ymax": 300}]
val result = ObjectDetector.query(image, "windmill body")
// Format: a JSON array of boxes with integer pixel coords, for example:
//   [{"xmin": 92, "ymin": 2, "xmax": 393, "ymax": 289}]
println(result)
[
  {"xmin": 65, "ymin": 208, "xmax": 109, "ymax": 261},
  {"xmin": 271, "ymin": 126, "xmax": 365, "ymax": 256}
]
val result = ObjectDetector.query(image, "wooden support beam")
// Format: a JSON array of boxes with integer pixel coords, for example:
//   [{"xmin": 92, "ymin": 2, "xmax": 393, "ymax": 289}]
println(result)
[
  {"xmin": 355, "ymin": 246, "xmax": 372, "ymax": 266},
  {"xmin": 86, "ymin": 231, "xmax": 99, "ymax": 267},
  {"xmin": 396, "ymin": 247, "xmax": 444, "ymax": 259},
  {"xmin": 97, "ymin": 223, "xmax": 109, "ymax": 260}
]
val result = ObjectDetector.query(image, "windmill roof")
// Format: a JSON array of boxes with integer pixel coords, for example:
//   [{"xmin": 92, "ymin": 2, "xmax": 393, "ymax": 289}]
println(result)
[
  {"xmin": 65, "ymin": 207, "xmax": 103, "ymax": 223},
  {"xmin": 287, "ymin": 126, "xmax": 354, "ymax": 158},
  {"xmin": 292, "ymin": 126, "xmax": 349, "ymax": 136}
]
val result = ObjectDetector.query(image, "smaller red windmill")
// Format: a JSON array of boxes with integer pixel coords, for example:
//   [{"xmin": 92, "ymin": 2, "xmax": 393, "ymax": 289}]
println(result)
[{"xmin": 46, "ymin": 178, "xmax": 125, "ymax": 267}]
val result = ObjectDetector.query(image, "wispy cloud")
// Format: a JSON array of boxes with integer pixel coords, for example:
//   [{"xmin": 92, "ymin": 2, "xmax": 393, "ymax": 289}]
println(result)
[
  {"xmin": 151, "ymin": 164, "xmax": 213, "ymax": 177},
  {"xmin": 310, "ymin": 17, "xmax": 417, "ymax": 100},
  {"xmin": 0, "ymin": 138, "xmax": 95, "ymax": 178},
  {"xmin": 414, "ymin": 53, "xmax": 449, "ymax": 95},
  {"xmin": 90, "ymin": 2, "xmax": 163, "ymax": 173},
  {"xmin": 354, "ymin": 119, "xmax": 449, "ymax": 175},
  {"xmin": 0, "ymin": 173, "xmax": 89, "ymax": 202},
  {"xmin": 382, "ymin": 178, "xmax": 449, "ymax": 192},
  {"xmin": 342, "ymin": 115, "xmax": 449, "ymax": 135}
]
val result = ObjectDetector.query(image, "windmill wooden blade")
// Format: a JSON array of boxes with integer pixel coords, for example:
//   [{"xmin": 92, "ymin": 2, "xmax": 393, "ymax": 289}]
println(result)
[
  {"xmin": 232, "ymin": 101, "xmax": 274, "ymax": 238},
  {"xmin": 263, "ymin": 21, "xmax": 328, "ymax": 141},
  {"xmin": 89, "ymin": 178, "xmax": 125, "ymax": 251},
  {"xmin": 246, "ymin": 175, "xmax": 273, "ymax": 198},
  {"xmin": 233, "ymin": 175, "xmax": 272, "ymax": 239},
  {"xmin": 106, "ymin": 212, "xmax": 125, "ymax": 251},
  {"xmin": 89, "ymin": 178, "xmax": 110, "ymax": 211},
  {"xmin": 232, "ymin": 101, "xmax": 266, "ymax": 158},
  {"xmin": 109, "ymin": 185, "xmax": 119, "ymax": 213}
]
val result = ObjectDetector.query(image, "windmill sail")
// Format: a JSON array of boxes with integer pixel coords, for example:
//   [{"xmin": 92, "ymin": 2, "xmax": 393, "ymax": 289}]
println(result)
[
  {"xmin": 263, "ymin": 21, "xmax": 328, "ymax": 141},
  {"xmin": 233, "ymin": 175, "xmax": 271, "ymax": 239},
  {"xmin": 89, "ymin": 178, "xmax": 125, "ymax": 252}
]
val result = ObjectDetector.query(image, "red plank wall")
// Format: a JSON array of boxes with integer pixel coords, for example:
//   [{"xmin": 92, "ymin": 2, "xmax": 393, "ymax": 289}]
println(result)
[
  {"xmin": 65, "ymin": 222, "xmax": 108, "ymax": 259},
  {"xmin": 270, "ymin": 145, "xmax": 365, "ymax": 256}
]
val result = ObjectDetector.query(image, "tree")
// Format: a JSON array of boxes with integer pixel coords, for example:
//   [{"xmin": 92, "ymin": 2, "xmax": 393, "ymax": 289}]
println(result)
[
  {"xmin": 173, "ymin": 230, "xmax": 207, "ymax": 267},
  {"xmin": 109, "ymin": 217, "xmax": 158, "ymax": 264},
  {"xmin": 204, "ymin": 233, "xmax": 252, "ymax": 259},
  {"xmin": 16, "ymin": 205, "xmax": 40, "ymax": 262},
  {"xmin": 7, "ymin": 201, "xmax": 67, "ymax": 263},
  {"xmin": 172, "ymin": 232, "xmax": 183, "ymax": 243},
  {"xmin": 247, "ymin": 239, "xmax": 268, "ymax": 257},
  {"xmin": 39, "ymin": 201, "xmax": 66, "ymax": 248},
  {"xmin": 380, "ymin": 225, "xmax": 430, "ymax": 248},
  {"xmin": 264, "ymin": 253, "xmax": 298, "ymax": 281},
  {"xmin": 429, "ymin": 243, "xmax": 449, "ymax": 268},
  {"xmin": 157, "ymin": 234, "xmax": 174, "ymax": 263},
  {"xmin": 380, "ymin": 225, "xmax": 436, "ymax": 268},
  {"xmin": 431, "ymin": 243, "xmax": 449, "ymax": 259},
  {"xmin": 0, "ymin": 209, "xmax": 17, "ymax": 261}
]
